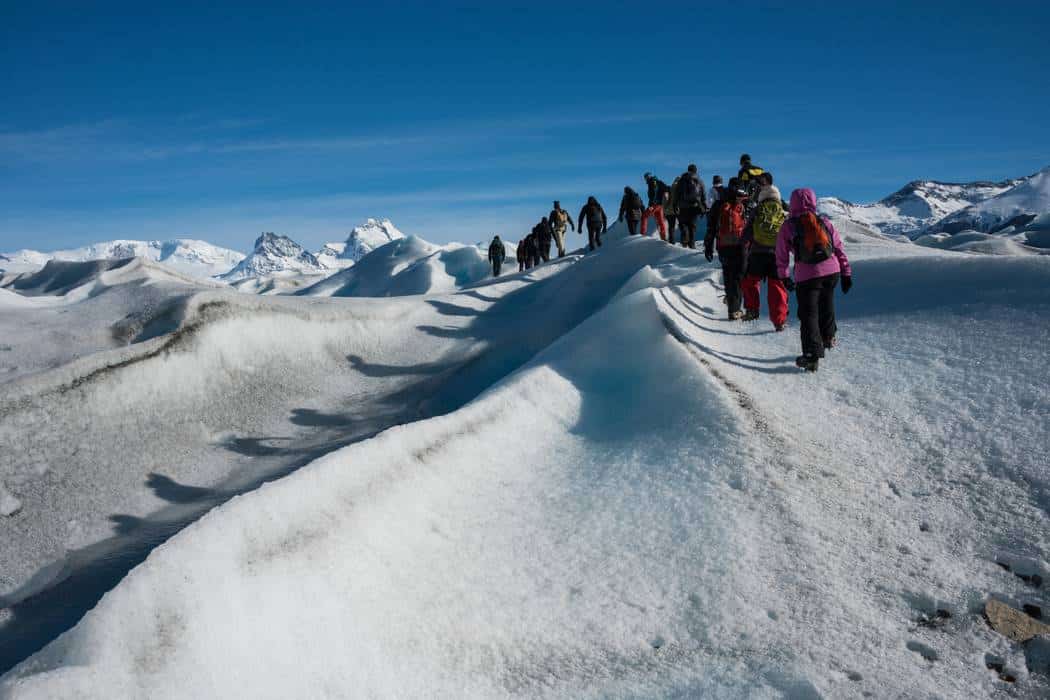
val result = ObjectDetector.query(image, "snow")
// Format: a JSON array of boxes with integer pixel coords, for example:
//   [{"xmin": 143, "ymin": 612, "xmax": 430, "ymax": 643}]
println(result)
[
  {"xmin": 933, "ymin": 167, "xmax": 1050, "ymax": 235},
  {"xmin": 221, "ymin": 232, "xmax": 325, "ymax": 281},
  {"xmin": 301, "ymin": 234, "xmax": 497, "ymax": 297},
  {"xmin": 819, "ymin": 179, "xmax": 1018, "ymax": 238},
  {"xmin": 3, "ymin": 219, "xmax": 1049, "ymax": 697},
  {"xmin": 336, "ymin": 217, "xmax": 406, "ymax": 263},
  {"xmin": 0, "ymin": 239, "xmax": 244, "ymax": 278}
]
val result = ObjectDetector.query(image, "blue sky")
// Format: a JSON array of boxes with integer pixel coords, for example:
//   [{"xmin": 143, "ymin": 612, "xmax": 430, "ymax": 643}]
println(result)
[{"xmin": 2, "ymin": 1, "xmax": 1048, "ymax": 253}]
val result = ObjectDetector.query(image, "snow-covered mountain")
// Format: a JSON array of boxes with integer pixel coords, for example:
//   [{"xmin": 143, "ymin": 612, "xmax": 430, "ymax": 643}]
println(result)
[
  {"xmin": 221, "ymin": 232, "xmax": 325, "ymax": 281},
  {"xmin": 339, "ymin": 218, "xmax": 405, "ymax": 263},
  {"xmin": 0, "ymin": 239, "xmax": 245, "ymax": 278},
  {"xmin": 818, "ymin": 178, "xmax": 1019, "ymax": 237},
  {"xmin": 314, "ymin": 218, "xmax": 407, "ymax": 271},
  {"xmin": 314, "ymin": 241, "xmax": 348, "ymax": 270},
  {"xmin": 302, "ymin": 234, "xmax": 493, "ymax": 298},
  {"xmin": 929, "ymin": 167, "xmax": 1050, "ymax": 235}
]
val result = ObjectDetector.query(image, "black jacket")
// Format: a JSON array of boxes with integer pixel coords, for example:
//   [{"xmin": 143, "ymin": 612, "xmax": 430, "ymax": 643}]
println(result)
[
  {"xmin": 646, "ymin": 178, "xmax": 670, "ymax": 208},
  {"xmin": 619, "ymin": 189, "xmax": 644, "ymax": 221},
  {"xmin": 488, "ymin": 239, "xmax": 505, "ymax": 263},
  {"xmin": 535, "ymin": 220, "xmax": 553, "ymax": 244},
  {"xmin": 578, "ymin": 199, "xmax": 608, "ymax": 231},
  {"xmin": 675, "ymin": 172, "xmax": 708, "ymax": 213}
]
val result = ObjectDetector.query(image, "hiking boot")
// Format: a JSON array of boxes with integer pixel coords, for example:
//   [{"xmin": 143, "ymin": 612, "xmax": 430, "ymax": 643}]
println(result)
[
  {"xmin": 742, "ymin": 309, "xmax": 760, "ymax": 322},
  {"xmin": 774, "ymin": 323, "xmax": 786, "ymax": 332},
  {"xmin": 795, "ymin": 354, "xmax": 819, "ymax": 372},
  {"xmin": 823, "ymin": 336, "xmax": 837, "ymax": 350},
  {"xmin": 729, "ymin": 310, "xmax": 744, "ymax": 320}
]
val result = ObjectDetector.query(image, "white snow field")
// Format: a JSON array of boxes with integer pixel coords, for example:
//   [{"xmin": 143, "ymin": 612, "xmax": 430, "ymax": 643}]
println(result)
[
  {"xmin": 301, "ymin": 235, "xmax": 498, "ymax": 297},
  {"xmin": 0, "ymin": 239, "xmax": 244, "ymax": 278},
  {"xmin": 1, "ymin": 221, "xmax": 1049, "ymax": 698}
]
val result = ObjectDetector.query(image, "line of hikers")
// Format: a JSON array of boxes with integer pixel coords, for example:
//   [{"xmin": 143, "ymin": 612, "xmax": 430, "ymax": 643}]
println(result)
[{"xmin": 486, "ymin": 154, "xmax": 852, "ymax": 371}]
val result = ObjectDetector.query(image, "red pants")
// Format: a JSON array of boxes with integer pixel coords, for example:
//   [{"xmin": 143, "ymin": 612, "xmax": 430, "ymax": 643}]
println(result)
[
  {"xmin": 640, "ymin": 205, "xmax": 666, "ymax": 239},
  {"xmin": 742, "ymin": 274, "xmax": 789, "ymax": 327}
]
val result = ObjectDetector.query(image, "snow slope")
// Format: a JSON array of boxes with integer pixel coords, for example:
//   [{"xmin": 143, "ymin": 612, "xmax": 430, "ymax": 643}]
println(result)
[
  {"xmin": 2, "ymin": 222, "xmax": 1049, "ymax": 697},
  {"xmin": 315, "ymin": 219, "xmax": 406, "ymax": 271},
  {"xmin": 301, "ymin": 235, "xmax": 496, "ymax": 297},
  {"xmin": 0, "ymin": 239, "xmax": 244, "ymax": 278},
  {"xmin": 0, "ymin": 258, "xmax": 222, "ymax": 383},
  {"xmin": 931, "ymin": 167, "xmax": 1050, "ymax": 239}
]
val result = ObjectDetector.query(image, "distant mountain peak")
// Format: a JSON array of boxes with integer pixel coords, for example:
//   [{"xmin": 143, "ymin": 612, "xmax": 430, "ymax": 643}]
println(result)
[
  {"xmin": 340, "ymin": 219, "xmax": 405, "ymax": 262},
  {"xmin": 222, "ymin": 232, "xmax": 323, "ymax": 281}
]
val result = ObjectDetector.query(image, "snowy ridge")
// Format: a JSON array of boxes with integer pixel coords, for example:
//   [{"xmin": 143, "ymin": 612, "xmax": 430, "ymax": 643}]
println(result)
[
  {"xmin": 930, "ymin": 167, "xmax": 1050, "ymax": 235},
  {"xmin": 301, "ymin": 235, "xmax": 494, "ymax": 297},
  {"xmin": 221, "ymin": 232, "xmax": 325, "ymax": 281},
  {"xmin": 2, "ymin": 222, "xmax": 1050, "ymax": 697},
  {"xmin": 0, "ymin": 239, "xmax": 245, "ymax": 278},
  {"xmin": 818, "ymin": 178, "xmax": 1019, "ymax": 237}
]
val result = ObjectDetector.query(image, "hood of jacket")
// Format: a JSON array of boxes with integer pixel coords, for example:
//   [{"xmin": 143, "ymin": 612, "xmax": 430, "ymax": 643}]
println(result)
[
  {"xmin": 758, "ymin": 184, "xmax": 782, "ymax": 204},
  {"xmin": 789, "ymin": 188, "xmax": 818, "ymax": 217}
]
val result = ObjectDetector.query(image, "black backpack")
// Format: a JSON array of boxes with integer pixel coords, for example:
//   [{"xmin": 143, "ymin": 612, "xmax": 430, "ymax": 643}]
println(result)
[
  {"xmin": 630, "ymin": 191, "xmax": 643, "ymax": 210},
  {"xmin": 678, "ymin": 175, "xmax": 702, "ymax": 207}
]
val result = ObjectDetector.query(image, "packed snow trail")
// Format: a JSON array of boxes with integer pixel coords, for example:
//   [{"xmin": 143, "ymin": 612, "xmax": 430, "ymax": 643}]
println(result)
[
  {"xmin": 0, "ymin": 228, "xmax": 686, "ymax": 673},
  {"xmin": 2, "ymin": 226, "xmax": 1050, "ymax": 697}
]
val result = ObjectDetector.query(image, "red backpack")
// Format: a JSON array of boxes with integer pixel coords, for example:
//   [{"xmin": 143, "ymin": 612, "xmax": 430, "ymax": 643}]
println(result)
[
  {"xmin": 791, "ymin": 213, "xmax": 833, "ymax": 264},
  {"xmin": 717, "ymin": 202, "xmax": 745, "ymax": 247}
]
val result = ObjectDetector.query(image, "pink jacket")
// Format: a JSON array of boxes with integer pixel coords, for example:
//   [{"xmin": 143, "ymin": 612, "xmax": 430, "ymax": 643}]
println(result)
[{"xmin": 775, "ymin": 188, "xmax": 851, "ymax": 284}]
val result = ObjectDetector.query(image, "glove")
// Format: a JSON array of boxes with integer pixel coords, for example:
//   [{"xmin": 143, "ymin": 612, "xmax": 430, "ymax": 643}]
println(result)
[
  {"xmin": 841, "ymin": 276, "xmax": 852, "ymax": 294},
  {"xmin": 704, "ymin": 243, "xmax": 714, "ymax": 262},
  {"xmin": 781, "ymin": 277, "xmax": 796, "ymax": 292}
]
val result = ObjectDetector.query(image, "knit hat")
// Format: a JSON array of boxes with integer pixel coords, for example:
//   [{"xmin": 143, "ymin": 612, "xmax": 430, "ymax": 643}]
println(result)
[
  {"xmin": 713, "ymin": 175, "xmax": 723, "ymax": 185},
  {"xmin": 757, "ymin": 184, "xmax": 782, "ymax": 203},
  {"xmin": 687, "ymin": 163, "xmax": 698, "ymax": 174}
]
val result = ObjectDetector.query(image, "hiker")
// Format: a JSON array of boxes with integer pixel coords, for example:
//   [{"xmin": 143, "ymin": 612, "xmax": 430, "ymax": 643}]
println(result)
[
  {"xmin": 577, "ymin": 196, "xmax": 608, "ymax": 251},
  {"xmin": 537, "ymin": 216, "xmax": 554, "ymax": 262},
  {"xmin": 523, "ymin": 233, "xmax": 540, "ymax": 270},
  {"xmin": 618, "ymin": 186, "xmax": 644, "ymax": 235},
  {"xmin": 516, "ymin": 236, "xmax": 527, "ymax": 271},
  {"xmin": 776, "ymin": 187, "xmax": 853, "ymax": 372},
  {"xmin": 737, "ymin": 154, "xmax": 766, "ymax": 217},
  {"xmin": 741, "ymin": 174, "xmax": 789, "ymax": 330},
  {"xmin": 705, "ymin": 176, "xmax": 726, "ymax": 247},
  {"xmin": 641, "ymin": 172, "xmax": 669, "ymax": 240},
  {"xmin": 666, "ymin": 175, "xmax": 681, "ymax": 244},
  {"xmin": 674, "ymin": 164, "xmax": 708, "ymax": 249},
  {"xmin": 709, "ymin": 175, "xmax": 725, "ymax": 209},
  {"xmin": 548, "ymin": 201, "xmax": 575, "ymax": 257},
  {"xmin": 704, "ymin": 182, "xmax": 746, "ymax": 319},
  {"xmin": 488, "ymin": 235, "xmax": 506, "ymax": 277}
]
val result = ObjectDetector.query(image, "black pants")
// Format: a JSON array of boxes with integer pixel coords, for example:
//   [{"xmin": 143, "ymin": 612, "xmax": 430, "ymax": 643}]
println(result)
[
  {"xmin": 518, "ymin": 260, "xmax": 525, "ymax": 271},
  {"xmin": 492, "ymin": 260, "xmax": 502, "ymax": 277},
  {"xmin": 796, "ymin": 273, "xmax": 839, "ymax": 358},
  {"xmin": 667, "ymin": 214, "xmax": 678, "ymax": 244},
  {"xmin": 718, "ymin": 246, "xmax": 744, "ymax": 314},
  {"xmin": 678, "ymin": 207, "xmax": 700, "ymax": 248},
  {"xmin": 627, "ymin": 218, "xmax": 639, "ymax": 235},
  {"xmin": 587, "ymin": 222, "xmax": 603, "ymax": 250},
  {"xmin": 538, "ymin": 238, "xmax": 551, "ymax": 263}
]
